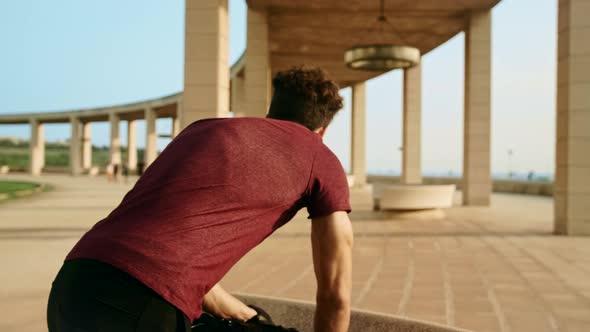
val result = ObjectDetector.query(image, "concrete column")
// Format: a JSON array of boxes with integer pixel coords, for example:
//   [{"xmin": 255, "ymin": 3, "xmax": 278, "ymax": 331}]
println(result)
[
  {"xmin": 172, "ymin": 116, "xmax": 181, "ymax": 137},
  {"xmin": 463, "ymin": 10, "xmax": 492, "ymax": 206},
  {"xmin": 29, "ymin": 119, "xmax": 44, "ymax": 176},
  {"xmin": 145, "ymin": 107, "xmax": 158, "ymax": 167},
  {"xmin": 172, "ymin": 97, "xmax": 181, "ymax": 138},
  {"xmin": 69, "ymin": 117, "xmax": 82, "ymax": 176},
  {"xmin": 82, "ymin": 122, "xmax": 92, "ymax": 170},
  {"xmin": 109, "ymin": 113, "xmax": 121, "ymax": 166},
  {"xmin": 231, "ymin": 74, "xmax": 246, "ymax": 117},
  {"xmin": 244, "ymin": 7, "xmax": 271, "ymax": 118},
  {"xmin": 172, "ymin": 99, "xmax": 182, "ymax": 137},
  {"xmin": 555, "ymin": 0, "xmax": 590, "ymax": 235},
  {"xmin": 401, "ymin": 64, "xmax": 423, "ymax": 184},
  {"xmin": 174, "ymin": 98, "xmax": 184, "ymax": 134},
  {"xmin": 182, "ymin": 0, "xmax": 229, "ymax": 128},
  {"xmin": 127, "ymin": 120, "xmax": 137, "ymax": 171},
  {"xmin": 40, "ymin": 128, "xmax": 45, "ymax": 168},
  {"xmin": 351, "ymin": 82, "xmax": 367, "ymax": 186}
]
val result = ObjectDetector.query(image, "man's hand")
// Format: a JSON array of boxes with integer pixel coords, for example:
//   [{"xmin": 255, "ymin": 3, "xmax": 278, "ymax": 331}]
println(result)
[
  {"xmin": 202, "ymin": 284, "xmax": 257, "ymax": 322},
  {"xmin": 311, "ymin": 211, "xmax": 353, "ymax": 332}
]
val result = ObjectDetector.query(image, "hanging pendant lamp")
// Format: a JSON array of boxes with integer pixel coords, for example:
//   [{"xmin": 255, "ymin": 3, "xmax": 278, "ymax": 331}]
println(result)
[{"xmin": 344, "ymin": 0, "xmax": 420, "ymax": 71}]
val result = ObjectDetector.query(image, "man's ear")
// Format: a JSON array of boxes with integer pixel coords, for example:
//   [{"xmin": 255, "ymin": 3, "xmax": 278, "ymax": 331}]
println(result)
[{"xmin": 315, "ymin": 127, "xmax": 327, "ymax": 139}]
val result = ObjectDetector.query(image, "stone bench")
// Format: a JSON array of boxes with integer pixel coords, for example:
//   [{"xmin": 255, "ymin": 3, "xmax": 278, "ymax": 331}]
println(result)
[
  {"xmin": 380, "ymin": 184, "xmax": 456, "ymax": 211},
  {"xmin": 235, "ymin": 294, "xmax": 470, "ymax": 332},
  {"xmin": 347, "ymin": 175, "xmax": 375, "ymax": 211}
]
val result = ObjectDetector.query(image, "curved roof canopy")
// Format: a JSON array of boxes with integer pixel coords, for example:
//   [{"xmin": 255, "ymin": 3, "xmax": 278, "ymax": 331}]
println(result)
[
  {"xmin": 247, "ymin": 0, "xmax": 500, "ymax": 86},
  {"xmin": 0, "ymin": 55, "xmax": 247, "ymax": 124}
]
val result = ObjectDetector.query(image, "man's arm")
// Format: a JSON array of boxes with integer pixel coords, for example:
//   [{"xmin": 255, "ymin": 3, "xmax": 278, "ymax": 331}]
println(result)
[
  {"xmin": 311, "ymin": 211, "xmax": 353, "ymax": 332},
  {"xmin": 202, "ymin": 284, "xmax": 257, "ymax": 321}
]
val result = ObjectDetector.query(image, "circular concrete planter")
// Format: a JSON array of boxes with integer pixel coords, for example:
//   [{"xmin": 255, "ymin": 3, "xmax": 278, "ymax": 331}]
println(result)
[{"xmin": 234, "ymin": 294, "xmax": 470, "ymax": 332}]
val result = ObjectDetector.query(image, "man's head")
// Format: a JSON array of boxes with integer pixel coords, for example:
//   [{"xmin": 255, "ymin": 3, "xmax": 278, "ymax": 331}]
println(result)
[{"xmin": 266, "ymin": 67, "xmax": 343, "ymax": 136}]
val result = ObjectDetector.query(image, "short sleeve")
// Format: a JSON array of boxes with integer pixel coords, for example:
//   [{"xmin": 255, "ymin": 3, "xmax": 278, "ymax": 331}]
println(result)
[{"xmin": 306, "ymin": 145, "xmax": 351, "ymax": 219}]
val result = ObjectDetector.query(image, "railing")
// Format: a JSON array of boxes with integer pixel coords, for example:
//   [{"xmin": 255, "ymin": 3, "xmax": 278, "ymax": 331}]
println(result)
[{"xmin": 368, "ymin": 175, "xmax": 553, "ymax": 197}]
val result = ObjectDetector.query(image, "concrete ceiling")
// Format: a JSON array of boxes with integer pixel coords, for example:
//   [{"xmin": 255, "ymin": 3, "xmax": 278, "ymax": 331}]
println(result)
[{"xmin": 248, "ymin": 0, "xmax": 501, "ymax": 87}]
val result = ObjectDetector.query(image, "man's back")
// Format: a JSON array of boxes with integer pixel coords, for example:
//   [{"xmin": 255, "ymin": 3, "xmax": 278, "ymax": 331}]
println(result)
[{"xmin": 66, "ymin": 117, "xmax": 350, "ymax": 321}]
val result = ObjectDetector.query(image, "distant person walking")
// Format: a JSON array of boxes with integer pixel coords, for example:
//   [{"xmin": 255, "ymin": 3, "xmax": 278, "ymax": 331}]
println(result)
[
  {"xmin": 122, "ymin": 164, "xmax": 129, "ymax": 183},
  {"xmin": 47, "ymin": 68, "xmax": 353, "ymax": 332},
  {"xmin": 112, "ymin": 163, "xmax": 120, "ymax": 182},
  {"xmin": 105, "ymin": 163, "xmax": 114, "ymax": 182}
]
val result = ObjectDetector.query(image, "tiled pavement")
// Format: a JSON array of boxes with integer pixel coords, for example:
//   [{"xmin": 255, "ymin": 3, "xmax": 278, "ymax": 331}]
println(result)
[{"xmin": 0, "ymin": 175, "xmax": 589, "ymax": 332}]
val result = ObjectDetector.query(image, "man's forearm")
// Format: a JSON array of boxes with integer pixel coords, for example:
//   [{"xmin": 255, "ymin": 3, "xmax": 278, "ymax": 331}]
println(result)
[{"xmin": 314, "ymin": 296, "xmax": 350, "ymax": 332}]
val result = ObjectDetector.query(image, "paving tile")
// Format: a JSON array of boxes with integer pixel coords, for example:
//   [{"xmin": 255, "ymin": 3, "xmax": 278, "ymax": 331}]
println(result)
[
  {"xmin": 452, "ymin": 286, "xmax": 490, "ymax": 298},
  {"xmin": 531, "ymin": 282, "xmax": 572, "ymax": 293},
  {"xmin": 454, "ymin": 298, "xmax": 494, "ymax": 313},
  {"xmin": 505, "ymin": 313, "xmax": 558, "ymax": 332},
  {"xmin": 455, "ymin": 312, "xmax": 500, "ymax": 332},
  {"xmin": 406, "ymin": 314, "xmax": 447, "ymax": 326},
  {"xmin": 2, "ymin": 175, "xmax": 589, "ymax": 332},
  {"xmin": 410, "ymin": 287, "xmax": 446, "ymax": 299},
  {"xmin": 563, "ymin": 321, "xmax": 590, "ymax": 332},
  {"xmin": 552, "ymin": 307, "xmax": 590, "ymax": 321}
]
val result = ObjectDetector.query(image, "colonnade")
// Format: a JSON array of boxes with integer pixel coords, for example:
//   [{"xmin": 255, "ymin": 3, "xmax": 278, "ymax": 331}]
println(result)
[
  {"xmin": 26, "ymin": 106, "xmax": 180, "ymax": 176},
  {"xmin": 187, "ymin": 1, "xmax": 493, "ymax": 207},
  {"xmin": 3, "ymin": 0, "xmax": 588, "ymax": 234}
]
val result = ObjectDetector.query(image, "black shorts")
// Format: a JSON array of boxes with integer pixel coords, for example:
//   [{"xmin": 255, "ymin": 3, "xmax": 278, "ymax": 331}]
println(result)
[{"xmin": 47, "ymin": 258, "xmax": 190, "ymax": 332}]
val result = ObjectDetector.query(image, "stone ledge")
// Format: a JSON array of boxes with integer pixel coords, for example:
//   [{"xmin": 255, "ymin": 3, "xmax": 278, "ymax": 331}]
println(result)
[{"xmin": 234, "ymin": 294, "xmax": 471, "ymax": 332}]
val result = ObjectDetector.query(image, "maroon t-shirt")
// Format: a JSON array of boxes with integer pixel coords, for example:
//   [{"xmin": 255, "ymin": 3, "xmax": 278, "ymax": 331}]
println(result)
[{"xmin": 66, "ymin": 118, "xmax": 351, "ymax": 321}]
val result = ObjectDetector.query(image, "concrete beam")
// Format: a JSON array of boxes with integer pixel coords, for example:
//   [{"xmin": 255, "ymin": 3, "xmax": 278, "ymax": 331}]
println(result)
[{"xmin": 0, "ymin": 93, "xmax": 181, "ymax": 125}]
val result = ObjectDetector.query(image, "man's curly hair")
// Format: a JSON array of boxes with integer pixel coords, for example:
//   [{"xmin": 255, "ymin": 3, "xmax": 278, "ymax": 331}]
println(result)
[{"xmin": 267, "ymin": 67, "xmax": 343, "ymax": 131}]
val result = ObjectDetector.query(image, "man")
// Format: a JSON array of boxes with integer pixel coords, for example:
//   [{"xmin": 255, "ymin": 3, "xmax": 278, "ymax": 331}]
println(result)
[{"xmin": 47, "ymin": 67, "xmax": 353, "ymax": 332}]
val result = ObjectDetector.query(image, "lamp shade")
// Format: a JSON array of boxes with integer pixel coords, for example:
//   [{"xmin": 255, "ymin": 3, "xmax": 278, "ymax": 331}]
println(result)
[{"xmin": 344, "ymin": 44, "xmax": 420, "ymax": 71}]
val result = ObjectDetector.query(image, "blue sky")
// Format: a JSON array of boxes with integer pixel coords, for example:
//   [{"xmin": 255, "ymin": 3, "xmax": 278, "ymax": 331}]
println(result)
[{"xmin": 0, "ymin": 0, "xmax": 557, "ymax": 176}]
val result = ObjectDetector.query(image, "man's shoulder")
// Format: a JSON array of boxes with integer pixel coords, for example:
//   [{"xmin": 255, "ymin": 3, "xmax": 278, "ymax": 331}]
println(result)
[
  {"xmin": 189, "ymin": 117, "xmax": 307, "ymax": 130},
  {"xmin": 235, "ymin": 117, "xmax": 311, "ymax": 131},
  {"xmin": 210, "ymin": 118, "xmax": 319, "ymax": 140},
  {"xmin": 182, "ymin": 117, "xmax": 323, "ymax": 153},
  {"xmin": 314, "ymin": 141, "xmax": 339, "ymax": 160}
]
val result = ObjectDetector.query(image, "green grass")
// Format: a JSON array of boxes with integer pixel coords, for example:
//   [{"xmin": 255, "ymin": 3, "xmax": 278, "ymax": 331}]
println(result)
[
  {"xmin": 0, "ymin": 181, "xmax": 39, "ymax": 194},
  {"xmin": 0, "ymin": 147, "xmax": 110, "ymax": 170},
  {"xmin": 0, "ymin": 143, "xmax": 145, "ymax": 171}
]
